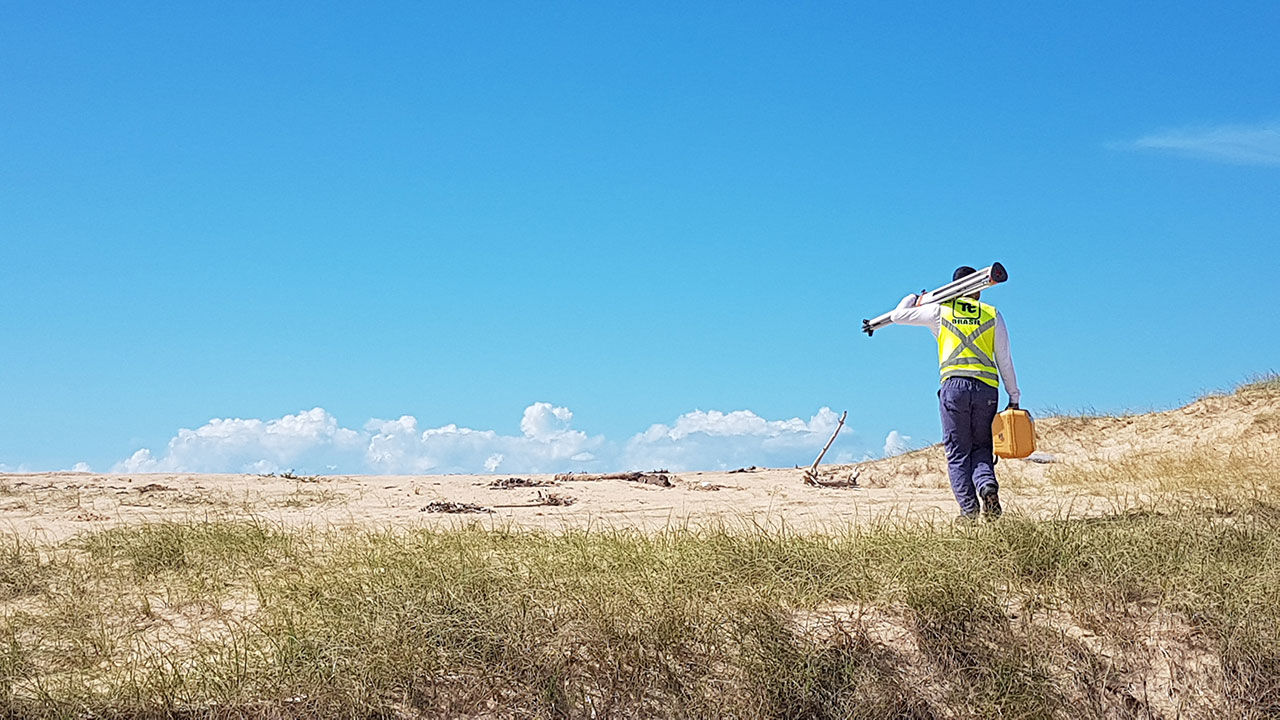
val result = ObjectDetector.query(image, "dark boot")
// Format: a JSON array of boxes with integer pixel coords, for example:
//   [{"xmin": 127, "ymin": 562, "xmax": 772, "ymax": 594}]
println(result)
[{"xmin": 980, "ymin": 486, "xmax": 1002, "ymax": 520}]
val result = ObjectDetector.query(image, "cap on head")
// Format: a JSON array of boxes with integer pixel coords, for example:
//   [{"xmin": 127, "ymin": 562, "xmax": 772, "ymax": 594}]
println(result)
[{"xmin": 953, "ymin": 265, "xmax": 980, "ymax": 300}]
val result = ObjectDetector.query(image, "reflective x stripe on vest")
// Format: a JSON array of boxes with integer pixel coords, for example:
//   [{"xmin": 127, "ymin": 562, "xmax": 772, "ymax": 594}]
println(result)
[{"xmin": 938, "ymin": 299, "xmax": 999, "ymax": 388}]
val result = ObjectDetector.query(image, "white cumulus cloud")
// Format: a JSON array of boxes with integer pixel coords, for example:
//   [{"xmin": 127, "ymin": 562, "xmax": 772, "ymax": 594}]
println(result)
[
  {"xmin": 883, "ymin": 430, "xmax": 912, "ymax": 457},
  {"xmin": 117, "ymin": 408, "xmax": 366, "ymax": 474},
  {"xmin": 112, "ymin": 404, "xmax": 873, "ymax": 475},
  {"xmin": 520, "ymin": 402, "xmax": 576, "ymax": 440},
  {"xmin": 360, "ymin": 403, "xmax": 603, "ymax": 474},
  {"xmin": 1126, "ymin": 121, "xmax": 1280, "ymax": 166},
  {"xmin": 621, "ymin": 407, "xmax": 854, "ymax": 471}
]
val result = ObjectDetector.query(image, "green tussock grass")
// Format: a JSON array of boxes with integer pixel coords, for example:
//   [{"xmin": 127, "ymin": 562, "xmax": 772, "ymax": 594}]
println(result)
[{"xmin": 1, "ymin": 500, "xmax": 1278, "ymax": 719}]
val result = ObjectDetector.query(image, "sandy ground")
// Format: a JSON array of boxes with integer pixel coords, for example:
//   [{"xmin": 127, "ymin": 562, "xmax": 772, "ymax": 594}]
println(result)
[
  {"xmin": 0, "ymin": 462, "xmax": 1104, "ymax": 544},
  {"xmin": 3, "ymin": 383, "xmax": 1274, "ymax": 543}
]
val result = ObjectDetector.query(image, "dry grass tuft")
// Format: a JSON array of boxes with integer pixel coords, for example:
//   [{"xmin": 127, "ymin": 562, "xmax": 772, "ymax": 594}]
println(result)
[{"xmin": 1237, "ymin": 371, "xmax": 1280, "ymax": 395}]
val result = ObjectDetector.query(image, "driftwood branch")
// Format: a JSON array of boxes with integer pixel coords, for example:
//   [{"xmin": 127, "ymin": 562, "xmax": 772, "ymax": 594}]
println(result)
[
  {"xmin": 553, "ymin": 471, "xmax": 675, "ymax": 488},
  {"xmin": 803, "ymin": 410, "xmax": 847, "ymax": 485},
  {"xmin": 492, "ymin": 491, "xmax": 578, "ymax": 508}
]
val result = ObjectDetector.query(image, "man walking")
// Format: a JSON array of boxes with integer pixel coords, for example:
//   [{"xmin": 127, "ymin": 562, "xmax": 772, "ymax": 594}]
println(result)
[{"xmin": 880, "ymin": 266, "xmax": 1021, "ymax": 521}]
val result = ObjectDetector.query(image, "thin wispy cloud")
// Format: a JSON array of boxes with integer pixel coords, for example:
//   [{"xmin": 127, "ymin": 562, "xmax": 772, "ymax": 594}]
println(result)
[{"xmin": 1127, "ymin": 121, "xmax": 1280, "ymax": 166}]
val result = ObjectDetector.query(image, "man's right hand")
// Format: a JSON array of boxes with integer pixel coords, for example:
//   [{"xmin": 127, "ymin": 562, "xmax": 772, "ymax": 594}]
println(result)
[{"xmin": 1006, "ymin": 401, "xmax": 1020, "ymax": 411}]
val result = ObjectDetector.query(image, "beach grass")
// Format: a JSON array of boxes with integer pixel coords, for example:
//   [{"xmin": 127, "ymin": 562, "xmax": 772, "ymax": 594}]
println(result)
[
  {"xmin": 1, "ymin": 495, "xmax": 1277, "ymax": 719},
  {"xmin": 2, "ymin": 379, "xmax": 1278, "ymax": 718}
]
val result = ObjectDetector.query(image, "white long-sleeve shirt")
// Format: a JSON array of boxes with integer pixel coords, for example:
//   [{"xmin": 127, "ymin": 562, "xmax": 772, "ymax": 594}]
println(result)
[{"xmin": 888, "ymin": 294, "xmax": 1021, "ymax": 404}]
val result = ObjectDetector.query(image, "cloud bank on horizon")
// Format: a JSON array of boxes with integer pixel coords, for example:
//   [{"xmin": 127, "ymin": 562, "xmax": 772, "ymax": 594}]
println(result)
[
  {"xmin": 1128, "ymin": 121, "xmax": 1280, "ymax": 166},
  {"xmin": 109, "ymin": 403, "xmax": 903, "ymax": 475}
]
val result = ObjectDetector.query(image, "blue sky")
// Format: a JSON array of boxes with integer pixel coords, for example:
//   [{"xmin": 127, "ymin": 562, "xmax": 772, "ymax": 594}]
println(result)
[{"xmin": 2, "ymin": 2, "xmax": 1277, "ymax": 474}]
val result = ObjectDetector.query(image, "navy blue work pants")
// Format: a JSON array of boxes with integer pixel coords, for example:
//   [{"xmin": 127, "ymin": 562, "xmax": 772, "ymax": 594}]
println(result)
[{"xmin": 939, "ymin": 377, "xmax": 999, "ymax": 515}]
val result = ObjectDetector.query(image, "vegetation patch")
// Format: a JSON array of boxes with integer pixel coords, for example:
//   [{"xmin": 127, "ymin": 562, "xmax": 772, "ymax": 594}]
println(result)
[{"xmin": 0, "ymin": 498, "xmax": 1276, "ymax": 718}]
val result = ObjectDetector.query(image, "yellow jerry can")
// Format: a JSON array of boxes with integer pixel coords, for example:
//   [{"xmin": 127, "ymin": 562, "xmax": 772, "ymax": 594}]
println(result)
[{"xmin": 992, "ymin": 408, "xmax": 1036, "ymax": 459}]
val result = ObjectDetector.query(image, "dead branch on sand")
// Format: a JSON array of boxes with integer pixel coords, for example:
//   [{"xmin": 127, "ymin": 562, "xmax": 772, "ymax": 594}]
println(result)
[
  {"xmin": 493, "ymin": 491, "xmax": 578, "ymax": 508},
  {"xmin": 489, "ymin": 477, "xmax": 556, "ymax": 489},
  {"xmin": 804, "ymin": 466, "xmax": 861, "ymax": 488},
  {"xmin": 802, "ymin": 410, "xmax": 847, "ymax": 485},
  {"xmin": 420, "ymin": 501, "xmax": 494, "ymax": 514},
  {"xmin": 553, "ymin": 472, "xmax": 676, "ymax": 488}
]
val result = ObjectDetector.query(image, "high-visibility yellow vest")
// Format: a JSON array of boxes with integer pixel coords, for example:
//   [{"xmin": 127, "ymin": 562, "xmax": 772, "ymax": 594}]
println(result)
[{"xmin": 938, "ymin": 298, "xmax": 999, "ymax": 388}]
